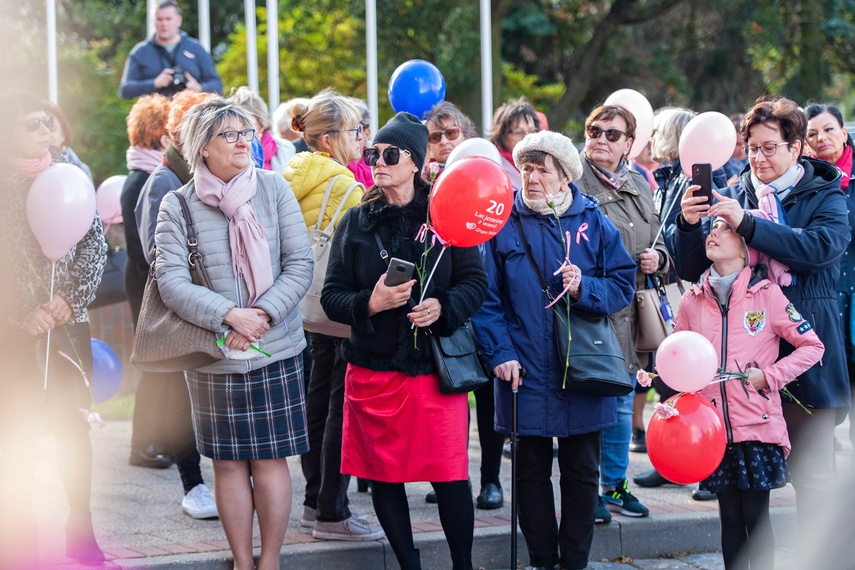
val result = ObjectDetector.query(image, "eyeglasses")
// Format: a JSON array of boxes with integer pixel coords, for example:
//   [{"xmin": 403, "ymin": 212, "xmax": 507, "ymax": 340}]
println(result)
[
  {"xmin": 743, "ymin": 142, "xmax": 790, "ymax": 158},
  {"xmin": 327, "ymin": 124, "xmax": 363, "ymax": 141},
  {"xmin": 586, "ymin": 125, "xmax": 627, "ymax": 143},
  {"xmin": 363, "ymin": 146, "xmax": 411, "ymax": 166},
  {"xmin": 428, "ymin": 127, "xmax": 462, "ymax": 144},
  {"xmin": 508, "ymin": 128, "xmax": 537, "ymax": 138},
  {"xmin": 217, "ymin": 129, "xmax": 256, "ymax": 143},
  {"xmin": 16, "ymin": 115, "xmax": 55, "ymax": 133}
]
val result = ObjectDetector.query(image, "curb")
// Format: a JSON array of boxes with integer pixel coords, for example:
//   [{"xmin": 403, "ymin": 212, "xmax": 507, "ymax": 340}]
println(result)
[{"xmin": 111, "ymin": 507, "xmax": 796, "ymax": 569}]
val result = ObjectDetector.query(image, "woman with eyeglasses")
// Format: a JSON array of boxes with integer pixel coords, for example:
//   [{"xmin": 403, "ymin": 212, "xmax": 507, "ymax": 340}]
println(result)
[
  {"xmin": 321, "ymin": 112, "xmax": 488, "ymax": 570},
  {"xmin": 490, "ymin": 97, "xmax": 540, "ymax": 191},
  {"xmin": 575, "ymin": 105, "xmax": 670, "ymax": 524},
  {"xmin": 804, "ymin": 102, "xmax": 855, "ymax": 466},
  {"xmin": 154, "ymin": 98, "xmax": 313, "ymax": 570},
  {"xmin": 282, "ymin": 90, "xmax": 385, "ymax": 542},
  {"xmin": 675, "ymin": 96, "xmax": 850, "ymax": 556},
  {"xmin": 0, "ymin": 91, "xmax": 107, "ymax": 566}
]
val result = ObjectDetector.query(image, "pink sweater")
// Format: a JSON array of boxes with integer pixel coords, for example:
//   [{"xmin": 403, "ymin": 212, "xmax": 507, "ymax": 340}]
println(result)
[{"xmin": 674, "ymin": 267, "xmax": 824, "ymax": 455}]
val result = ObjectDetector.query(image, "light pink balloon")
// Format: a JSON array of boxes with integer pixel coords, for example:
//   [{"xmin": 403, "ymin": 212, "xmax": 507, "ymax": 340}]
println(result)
[
  {"xmin": 655, "ymin": 331, "xmax": 719, "ymax": 393},
  {"xmin": 679, "ymin": 112, "xmax": 737, "ymax": 177},
  {"xmin": 26, "ymin": 163, "xmax": 97, "ymax": 262},
  {"xmin": 96, "ymin": 175, "xmax": 127, "ymax": 225},
  {"xmin": 446, "ymin": 138, "xmax": 502, "ymax": 166},
  {"xmin": 604, "ymin": 89, "xmax": 654, "ymax": 160}
]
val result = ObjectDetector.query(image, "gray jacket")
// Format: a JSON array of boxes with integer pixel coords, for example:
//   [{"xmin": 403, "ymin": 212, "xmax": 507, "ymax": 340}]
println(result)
[{"xmin": 155, "ymin": 169, "xmax": 312, "ymax": 374}]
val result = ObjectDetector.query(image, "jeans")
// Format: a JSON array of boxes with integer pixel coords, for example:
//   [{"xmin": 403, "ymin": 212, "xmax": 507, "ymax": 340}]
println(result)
[
  {"xmin": 301, "ymin": 332, "xmax": 350, "ymax": 522},
  {"xmin": 599, "ymin": 377, "xmax": 635, "ymax": 488},
  {"xmin": 517, "ymin": 432, "xmax": 600, "ymax": 570}
]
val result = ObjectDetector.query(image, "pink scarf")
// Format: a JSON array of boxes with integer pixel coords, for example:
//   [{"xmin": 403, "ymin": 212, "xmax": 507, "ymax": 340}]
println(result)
[
  {"xmin": 194, "ymin": 163, "xmax": 273, "ymax": 306},
  {"xmin": 126, "ymin": 146, "xmax": 164, "ymax": 174},
  {"xmin": 836, "ymin": 145, "xmax": 852, "ymax": 190},
  {"xmin": 9, "ymin": 153, "xmax": 52, "ymax": 178}
]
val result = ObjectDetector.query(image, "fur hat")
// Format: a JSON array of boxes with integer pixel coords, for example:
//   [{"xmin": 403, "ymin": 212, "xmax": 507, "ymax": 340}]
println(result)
[
  {"xmin": 512, "ymin": 130, "xmax": 583, "ymax": 182},
  {"xmin": 373, "ymin": 112, "xmax": 429, "ymax": 172}
]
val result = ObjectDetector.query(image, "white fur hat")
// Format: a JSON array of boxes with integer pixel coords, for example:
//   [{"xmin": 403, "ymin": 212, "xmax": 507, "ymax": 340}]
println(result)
[{"xmin": 512, "ymin": 130, "xmax": 583, "ymax": 182}]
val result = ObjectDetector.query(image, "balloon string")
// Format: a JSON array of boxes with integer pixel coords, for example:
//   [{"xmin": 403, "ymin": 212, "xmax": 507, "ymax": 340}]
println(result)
[
  {"xmin": 417, "ymin": 245, "xmax": 448, "ymax": 306},
  {"xmin": 44, "ymin": 262, "xmax": 55, "ymax": 390}
]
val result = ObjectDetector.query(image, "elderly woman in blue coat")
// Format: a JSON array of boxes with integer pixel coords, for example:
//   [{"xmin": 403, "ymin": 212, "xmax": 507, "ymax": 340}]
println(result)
[
  {"xmin": 472, "ymin": 131, "xmax": 636, "ymax": 570},
  {"xmin": 676, "ymin": 96, "xmax": 850, "ymax": 547}
]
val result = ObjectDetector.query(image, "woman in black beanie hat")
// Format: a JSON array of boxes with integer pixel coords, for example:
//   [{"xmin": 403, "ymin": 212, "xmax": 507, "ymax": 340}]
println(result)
[{"xmin": 321, "ymin": 112, "xmax": 488, "ymax": 570}]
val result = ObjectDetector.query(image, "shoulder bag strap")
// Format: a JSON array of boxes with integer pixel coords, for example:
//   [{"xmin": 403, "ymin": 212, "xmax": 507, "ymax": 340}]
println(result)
[
  {"xmin": 172, "ymin": 190, "xmax": 212, "ymax": 288},
  {"xmin": 514, "ymin": 218, "xmax": 552, "ymax": 298},
  {"xmin": 321, "ymin": 179, "xmax": 363, "ymax": 234},
  {"xmin": 313, "ymin": 175, "xmax": 340, "ymax": 231},
  {"xmin": 373, "ymin": 231, "xmax": 417, "ymax": 311}
]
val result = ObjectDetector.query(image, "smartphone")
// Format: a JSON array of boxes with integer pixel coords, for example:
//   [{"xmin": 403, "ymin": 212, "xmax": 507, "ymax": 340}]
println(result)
[
  {"xmin": 384, "ymin": 258, "xmax": 415, "ymax": 287},
  {"xmin": 691, "ymin": 163, "xmax": 714, "ymax": 204}
]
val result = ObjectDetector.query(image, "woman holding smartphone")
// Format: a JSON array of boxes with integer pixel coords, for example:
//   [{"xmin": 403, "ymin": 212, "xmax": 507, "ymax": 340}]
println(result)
[{"xmin": 321, "ymin": 112, "xmax": 487, "ymax": 570}]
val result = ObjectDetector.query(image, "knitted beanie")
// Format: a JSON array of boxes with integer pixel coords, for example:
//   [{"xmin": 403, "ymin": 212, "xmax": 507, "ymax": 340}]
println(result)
[
  {"xmin": 373, "ymin": 112, "xmax": 429, "ymax": 172},
  {"xmin": 512, "ymin": 130, "xmax": 583, "ymax": 182}
]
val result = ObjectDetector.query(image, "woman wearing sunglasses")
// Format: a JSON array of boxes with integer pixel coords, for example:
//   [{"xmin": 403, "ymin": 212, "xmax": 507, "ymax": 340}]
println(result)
[
  {"xmin": 423, "ymin": 101, "xmax": 478, "ymax": 178},
  {"xmin": 155, "ymin": 98, "xmax": 313, "ymax": 570},
  {"xmin": 575, "ymin": 104, "xmax": 670, "ymax": 524},
  {"xmin": 321, "ymin": 112, "xmax": 488, "ymax": 570},
  {"xmin": 41, "ymin": 100, "xmax": 93, "ymax": 182},
  {"xmin": 675, "ymin": 96, "xmax": 850, "ymax": 553},
  {"xmin": 282, "ymin": 90, "xmax": 385, "ymax": 542},
  {"xmin": 0, "ymin": 91, "xmax": 107, "ymax": 566}
]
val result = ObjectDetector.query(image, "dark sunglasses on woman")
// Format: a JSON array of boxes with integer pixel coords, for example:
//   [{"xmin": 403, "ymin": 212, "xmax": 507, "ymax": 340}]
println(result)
[
  {"xmin": 586, "ymin": 125, "xmax": 627, "ymax": 143},
  {"xmin": 363, "ymin": 146, "xmax": 412, "ymax": 166},
  {"xmin": 428, "ymin": 127, "xmax": 461, "ymax": 144},
  {"xmin": 17, "ymin": 115, "xmax": 55, "ymax": 133}
]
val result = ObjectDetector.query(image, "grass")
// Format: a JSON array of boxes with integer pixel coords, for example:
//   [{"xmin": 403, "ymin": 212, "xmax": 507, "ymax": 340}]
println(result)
[{"xmin": 93, "ymin": 392, "xmax": 135, "ymax": 421}]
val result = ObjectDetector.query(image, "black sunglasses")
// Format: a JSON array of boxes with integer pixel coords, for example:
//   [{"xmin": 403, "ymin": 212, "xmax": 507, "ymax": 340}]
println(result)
[
  {"xmin": 17, "ymin": 115, "xmax": 55, "ymax": 133},
  {"xmin": 363, "ymin": 146, "xmax": 411, "ymax": 166},
  {"xmin": 586, "ymin": 125, "xmax": 627, "ymax": 143}
]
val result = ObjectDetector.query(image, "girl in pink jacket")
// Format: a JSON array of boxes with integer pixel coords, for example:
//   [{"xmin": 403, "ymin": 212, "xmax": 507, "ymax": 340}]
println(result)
[{"xmin": 674, "ymin": 218, "xmax": 824, "ymax": 570}]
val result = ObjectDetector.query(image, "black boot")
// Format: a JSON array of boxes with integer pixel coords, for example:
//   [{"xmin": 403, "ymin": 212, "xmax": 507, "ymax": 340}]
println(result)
[
  {"xmin": 400, "ymin": 548, "xmax": 421, "ymax": 570},
  {"xmin": 66, "ymin": 515, "xmax": 105, "ymax": 565}
]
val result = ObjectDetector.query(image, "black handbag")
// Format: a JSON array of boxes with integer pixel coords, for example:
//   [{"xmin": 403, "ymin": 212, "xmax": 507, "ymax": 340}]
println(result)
[
  {"xmin": 516, "ymin": 219, "xmax": 633, "ymax": 397},
  {"xmin": 372, "ymin": 233, "xmax": 488, "ymax": 394},
  {"xmin": 90, "ymin": 247, "xmax": 128, "ymax": 309}
]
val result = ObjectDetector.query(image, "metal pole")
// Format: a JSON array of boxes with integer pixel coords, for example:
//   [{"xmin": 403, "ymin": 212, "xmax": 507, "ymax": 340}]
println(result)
[
  {"xmin": 266, "ymin": 0, "xmax": 279, "ymax": 114},
  {"xmin": 245, "ymin": 0, "xmax": 258, "ymax": 93},
  {"xmin": 366, "ymin": 0, "xmax": 378, "ymax": 136},
  {"xmin": 198, "ymin": 0, "xmax": 210, "ymax": 52},
  {"xmin": 46, "ymin": 0, "xmax": 57, "ymax": 103},
  {"xmin": 479, "ymin": 0, "xmax": 493, "ymax": 137}
]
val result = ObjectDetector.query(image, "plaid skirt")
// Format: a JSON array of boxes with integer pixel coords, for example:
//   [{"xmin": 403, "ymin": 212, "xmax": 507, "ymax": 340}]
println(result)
[{"xmin": 185, "ymin": 356, "xmax": 309, "ymax": 461}]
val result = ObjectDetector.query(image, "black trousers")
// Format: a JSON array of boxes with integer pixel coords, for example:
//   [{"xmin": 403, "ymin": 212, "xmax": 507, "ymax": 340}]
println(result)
[
  {"xmin": 717, "ymin": 489, "xmax": 774, "ymax": 570},
  {"xmin": 516, "ymin": 431, "xmax": 601, "ymax": 570},
  {"xmin": 473, "ymin": 379, "xmax": 504, "ymax": 489},
  {"xmin": 126, "ymin": 260, "xmax": 202, "ymax": 492},
  {"xmin": 301, "ymin": 332, "xmax": 350, "ymax": 521}
]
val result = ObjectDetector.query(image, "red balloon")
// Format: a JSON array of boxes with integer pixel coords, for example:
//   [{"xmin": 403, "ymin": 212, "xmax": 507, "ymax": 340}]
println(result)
[
  {"xmin": 429, "ymin": 156, "xmax": 513, "ymax": 247},
  {"xmin": 647, "ymin": 392, "xmax": 727, "ymax": 485}
]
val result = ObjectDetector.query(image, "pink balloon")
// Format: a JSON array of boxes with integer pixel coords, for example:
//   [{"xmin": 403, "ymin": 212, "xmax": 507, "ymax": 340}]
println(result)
[
  {"xmin": 26, "ymin": 164, "xmax": 97, "ymax": 262},
  {"xmin": 96, "ymin": 175, "xmax": 127, "ymax": 225},
  {"xmin": 604, "ymin": 89, "xmax": 654, "ymax": 160},
  {"xmin": 679, "ymin": 112, "xmax": 737, "ymax": 177},
  {"xmin": 655, "ymin": 331, "xmax": 719, "ymax": 393}
]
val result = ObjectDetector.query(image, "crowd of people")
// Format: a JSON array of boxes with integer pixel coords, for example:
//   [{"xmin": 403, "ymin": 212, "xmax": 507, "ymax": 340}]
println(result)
[{"xmin": 2, "ymin": 2, "xmax": 855, "ymax": 570}]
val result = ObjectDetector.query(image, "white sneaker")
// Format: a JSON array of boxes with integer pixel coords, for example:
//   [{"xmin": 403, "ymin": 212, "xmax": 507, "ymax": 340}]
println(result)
[{"xmin": 182, "ymin": 484, "xmax": 219, "ymax": 519}]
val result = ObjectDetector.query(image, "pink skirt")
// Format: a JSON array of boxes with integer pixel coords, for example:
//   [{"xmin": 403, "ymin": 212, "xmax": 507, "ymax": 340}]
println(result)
[{"xmin": 341, "ymin": 363, "xmax": 469, "ymax": 483}]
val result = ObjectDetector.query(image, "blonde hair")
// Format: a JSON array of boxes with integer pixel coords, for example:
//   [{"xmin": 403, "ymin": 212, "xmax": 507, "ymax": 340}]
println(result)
[
  {"xmin": 272, "ymin": 97, "xmax": 309, "ymax": 137},
  {"xmin": 651, "ymin": 107, "xmax": 696, "ymax": 164},
  {"xmin": 287, "ymin": 89, "xmax": 362, "ymax": 163},
  {"xmin": 229, "ymin": 86, "xmax": 270, "ymax": 132}
]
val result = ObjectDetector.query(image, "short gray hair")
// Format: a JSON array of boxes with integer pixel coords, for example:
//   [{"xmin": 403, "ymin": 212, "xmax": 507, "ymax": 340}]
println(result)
[
  {"xmin": 651, "ymin": 107, "xmax": 696, "ymax": 164},
  {"xmin": 179, "ymin": 98, "xmax": 255, "ymax": 173}
]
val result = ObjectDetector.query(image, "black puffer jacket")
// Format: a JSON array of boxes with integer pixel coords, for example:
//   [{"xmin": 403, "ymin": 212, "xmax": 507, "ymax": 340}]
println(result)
[{"xmin": 321, "ymin": 186, "xmax": 488, "ymax": 376}]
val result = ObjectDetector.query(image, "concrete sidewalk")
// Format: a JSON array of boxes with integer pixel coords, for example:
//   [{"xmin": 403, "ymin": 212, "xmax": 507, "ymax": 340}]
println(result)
[{"xmin": 28, "ymin": 405, "xmax": 852, "ymax": 569}]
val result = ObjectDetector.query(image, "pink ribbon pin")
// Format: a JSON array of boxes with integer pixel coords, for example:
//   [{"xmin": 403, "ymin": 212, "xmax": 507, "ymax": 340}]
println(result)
[{"xmin": 576, "ymin": 222, "xmax": 589, "ymax": 245}]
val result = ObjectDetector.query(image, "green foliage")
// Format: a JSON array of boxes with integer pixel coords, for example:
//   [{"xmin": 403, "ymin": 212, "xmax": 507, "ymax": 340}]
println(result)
[{"xmin": 501, "ymin": 62, "xmax": 565, "ymax": 109}]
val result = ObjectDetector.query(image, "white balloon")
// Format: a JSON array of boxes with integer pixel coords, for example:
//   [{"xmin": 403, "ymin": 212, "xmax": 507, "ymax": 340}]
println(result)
[
  {"xmin": 604, "ymin": 89, "xmax": 655, "ymax": 160},
  {"xmin": 445, "ymin": 138, "xmax": 502, "ymax": 167}
]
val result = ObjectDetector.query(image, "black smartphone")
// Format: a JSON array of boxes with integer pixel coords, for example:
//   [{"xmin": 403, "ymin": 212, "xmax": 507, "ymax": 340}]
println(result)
[
  {"xmin": 384, "ymin": 258, "xmax": 416, "ymax": 287},
  {"xmin": 691, "ymin": 163, "xmax": 714, "ymax": 204}
]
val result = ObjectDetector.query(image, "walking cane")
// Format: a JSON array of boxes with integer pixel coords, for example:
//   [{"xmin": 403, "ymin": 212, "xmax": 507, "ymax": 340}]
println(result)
[{"xmin": 510, "ymin": 367, "xmax": 527, "ymax": 570}]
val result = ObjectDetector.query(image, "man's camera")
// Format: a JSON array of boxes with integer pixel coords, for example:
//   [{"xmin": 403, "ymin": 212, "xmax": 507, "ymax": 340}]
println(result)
[{"xmin": 172, "ymin": 65, "xmax": 187, "ymax": 89}]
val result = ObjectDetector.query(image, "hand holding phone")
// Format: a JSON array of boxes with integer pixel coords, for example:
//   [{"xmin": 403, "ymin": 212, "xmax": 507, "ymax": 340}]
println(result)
[
  {"xmin": 691, "ymin": 163, "xmax": 714, "ymax": 204},
  {"xmin": 384, "ymin": 258, "xmax": 416, "ymax": 287}
]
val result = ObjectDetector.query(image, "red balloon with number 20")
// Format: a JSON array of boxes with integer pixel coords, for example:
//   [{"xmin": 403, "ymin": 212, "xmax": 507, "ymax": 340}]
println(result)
[{"xmin": 429, "ymin": 157, "xmax": 513, "ymax": 248}]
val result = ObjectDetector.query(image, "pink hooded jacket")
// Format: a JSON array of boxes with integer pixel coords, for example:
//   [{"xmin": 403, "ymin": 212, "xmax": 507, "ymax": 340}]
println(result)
[{"xmin": 674, "ymin": 267, "xmax": 824, "ymax": 455}]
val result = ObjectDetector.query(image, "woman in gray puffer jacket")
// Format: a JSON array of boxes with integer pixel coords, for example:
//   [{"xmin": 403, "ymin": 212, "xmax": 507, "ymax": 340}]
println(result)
[{"xmin": 154, "ymin": 98, "xmax": 312, "ymax": 570}]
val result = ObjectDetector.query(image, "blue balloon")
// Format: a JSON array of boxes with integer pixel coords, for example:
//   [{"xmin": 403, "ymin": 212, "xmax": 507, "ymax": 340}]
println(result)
[
  {"xmin": 90, "ymin": 338, "xmax": 122, "ymax": 404},
  {"xmin": 388, "ymin": 59, "xmax": 446, "ymax": 120}
]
